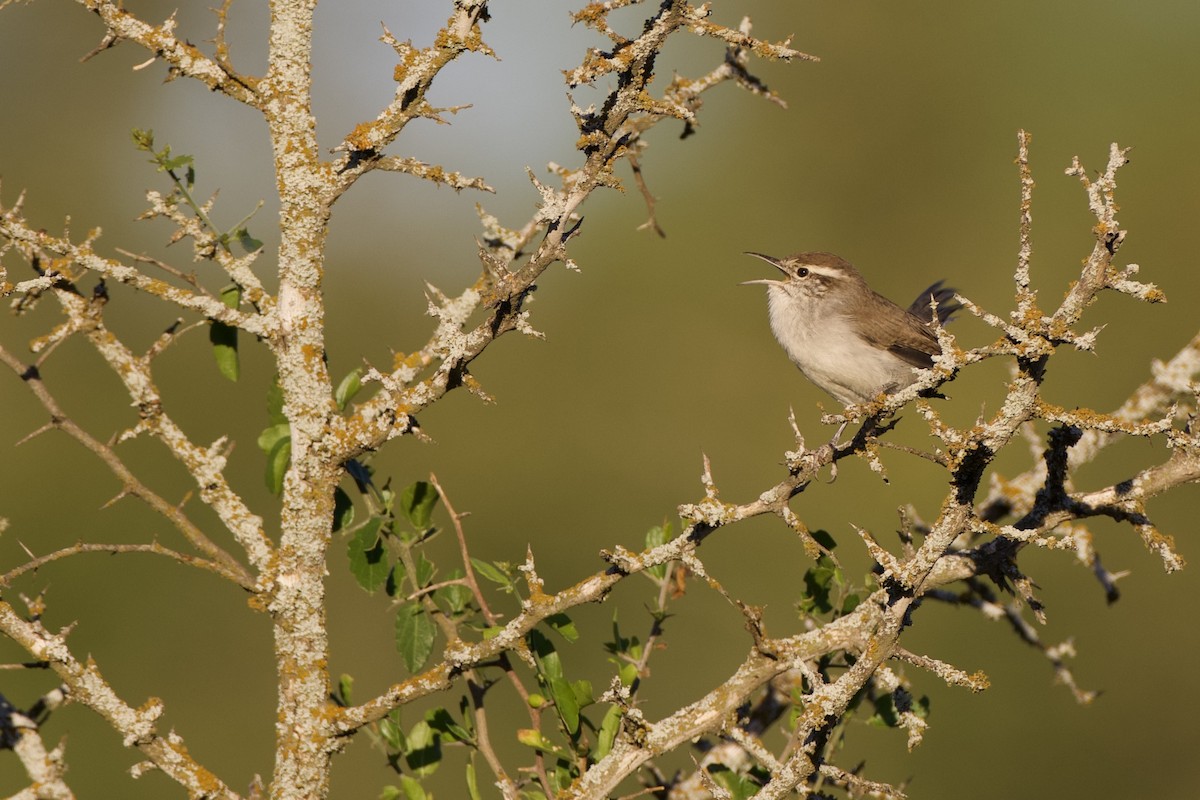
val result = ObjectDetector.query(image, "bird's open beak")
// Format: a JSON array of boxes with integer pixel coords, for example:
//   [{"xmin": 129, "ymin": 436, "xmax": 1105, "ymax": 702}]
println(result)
[{"xmin": 740, "ymin": 251, "xmax": 786, "ymax": 286}]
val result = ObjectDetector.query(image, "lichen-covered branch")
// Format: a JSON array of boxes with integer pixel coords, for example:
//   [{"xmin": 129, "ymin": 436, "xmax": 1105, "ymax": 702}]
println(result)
[
  {"xmin": 76, "ymin": 0, "xmax": 260, "ymax": 105},
  {"xmin": 0, "ymin": 213, "xmax": 267, "ymax": 337},
  {"xmin": 3, "ymin": 0, "xmax": 1196, "ymax": 798},
  {"xmin": 332, "ymin": 0, "xmax": 493, "ymax": 182},
  {"xmin": 373, "ymin": 156, "xmax": 495, "ymax": 193},
  {"xmin": 581, "ymin": 135, "xmax": 1197, "ymax": 797},
  {"xmin": 334, "ymin": 3, "xmax": 805, "ymax": 462},
  {"xmin": 0, "ymin": 600, "xmax": 241, "ymax": 800}
]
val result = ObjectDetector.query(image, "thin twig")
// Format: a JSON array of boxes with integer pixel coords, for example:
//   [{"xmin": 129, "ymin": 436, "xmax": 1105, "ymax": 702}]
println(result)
[
  {"xmin": 0, "ymin": 342, "xmax": 255, "ymax": 590},
  {"xmin": 629, "ymin": 153, "xmax": 666, "ymax": 238},
  {"xmin": 430, "ymin": 472, "xmax": 497, "ymax": 625},
  {"xmin": 0, "ymin": 541, "xmax": 242, "ymax": 588},
  {"xmin": 115, "ymin": 248, "xmax": 211, "ymax": 294}
]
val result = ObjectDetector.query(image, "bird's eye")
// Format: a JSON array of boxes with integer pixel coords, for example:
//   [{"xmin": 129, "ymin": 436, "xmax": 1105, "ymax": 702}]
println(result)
[{"xmin": 795, "ymin": 267, "xmax": 809, "ymax": 278}]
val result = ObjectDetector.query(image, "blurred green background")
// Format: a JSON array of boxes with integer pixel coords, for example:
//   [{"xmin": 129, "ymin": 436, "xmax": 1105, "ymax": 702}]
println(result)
[{"xmin": 3, "ymin": 0, "xmax": 1199, "ymax": 797}]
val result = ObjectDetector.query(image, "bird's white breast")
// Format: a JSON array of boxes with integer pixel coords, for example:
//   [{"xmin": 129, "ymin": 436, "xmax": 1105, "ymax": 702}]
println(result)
[{"xmin": 766, "ymin": 288, "xmax": 918, "ymax": 404}]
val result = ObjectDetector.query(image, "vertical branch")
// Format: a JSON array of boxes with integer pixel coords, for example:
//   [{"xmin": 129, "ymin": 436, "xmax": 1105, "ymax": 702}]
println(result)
[
  {"xmin": 259, "ymin": 1, "xmax": 340, "ymax": 797},
  {"xmin": 1014, "ymin": 129, "xmax": 1037, "ymax": 318}
]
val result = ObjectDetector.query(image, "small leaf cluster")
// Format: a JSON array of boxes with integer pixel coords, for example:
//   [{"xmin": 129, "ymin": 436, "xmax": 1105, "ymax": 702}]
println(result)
[
  {"xmin": 131, "ymin": 129, "xmax": 264, "ymax": 255},
  {"xmin": 257, "ymin": 368, "xmax": 366, "ymax": 495},
  {"xmin": 351, "ymin": 514, "xmax": 680, "ymax": 799},
  {"xmin": 509, "ymin": 525, "xmax": 681, "ymax": 797},
  {"xmin": 333, "ymin": 677, "xmax": 480, "ymax": 800},
  {"xmin": 342, "ymin": 476, "xmax": 447, "ymax": 673},
  {"xmin": 796, "ymin": 530, "xmax": 865, "ymax": 621},
  {"xmin": 130, "ymin": 131, "xmax": 263, "ymax": 382},
  {"xmin": 256, "ymin": 379, "xmax": 291, "ymax": 495}
]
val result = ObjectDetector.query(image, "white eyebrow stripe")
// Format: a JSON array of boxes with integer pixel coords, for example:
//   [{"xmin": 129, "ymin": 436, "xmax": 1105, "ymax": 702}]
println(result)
[{"xmin": 801, "ymin": 264, "xmax": 845, "ymax": 279}]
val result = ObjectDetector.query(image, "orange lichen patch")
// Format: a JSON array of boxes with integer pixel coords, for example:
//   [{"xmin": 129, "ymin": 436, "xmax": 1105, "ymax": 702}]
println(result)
[
  {"xmin": 1140, "ymin": 527, "xmax": 1184, "ymax": 568},
  {"xmin": 300, "ymin": 343, "xmax": 324, "ymax": 368},
  {"xmin": 525, "ymin": 583, "xmax": 553, "ymax": 606},
  {"xmin": 344, "ymin": 122, "xmax": 378, "ymax": 152},
  {"xmin": 392, "ymin": 350, "xmax": 432, "ymax": 373},
  {"xmin": 965, "ymin": 671, "xmax": 990, "ymax": 692},
  {"xmin": 571, "ymin": 3, "xmax": 610, "ymax": 27},
  {"xmin": 348, "ymin": 121, "xmax": 379, "ymax": 152}
]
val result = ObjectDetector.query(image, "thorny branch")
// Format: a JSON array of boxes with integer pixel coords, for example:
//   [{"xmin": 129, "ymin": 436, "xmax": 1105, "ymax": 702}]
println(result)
[
  {"xmin": 0, "ymin": 598, "xmax": 240, "ymax": 799},
  {"xmin": 0, "ymin": 2, "xmax": 809, "ymax": 799},
  {"xmin": 330, "ymin": 1, "xmax": 810, "ymax": 462},
  {"xmin": 1, "ymin": 0, "xmax": 1197, "ymax": 797}
]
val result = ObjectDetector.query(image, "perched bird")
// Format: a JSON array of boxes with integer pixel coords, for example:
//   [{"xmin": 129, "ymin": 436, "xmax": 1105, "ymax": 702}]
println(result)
[{"xmin": 743, "ymin": 251, "xmax": 959, "ymax": 405}]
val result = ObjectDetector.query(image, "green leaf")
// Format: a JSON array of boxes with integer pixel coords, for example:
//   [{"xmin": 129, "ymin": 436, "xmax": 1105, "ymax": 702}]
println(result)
[
  {"xmin": 470, "ymin": 558, "xmax": 511, "ymax": 586},
  {"xmin": 397, "ymin": 775, "xmax": 426, "ymax": 800},
  {"xmin": 405, "ymin": 720, "xmax": 441, "ymax": 778},
  {"xmin": 162, "ymin": 153, "xmax": 195, "ymax": 172},
  {"xmin": 413, "ymin": 552, "xmax": 435, "ymax": 589},
  {"xmin": 553, "ymin": 761, "xmax": 577, "ymax": 792},
  {"xmin": 264, "ymin": 435, "xmax": 291, "ymax": 495},
  {"xmin": 709, "ymin": 767, "xmax": 760, "ymax": 800},
  {"xmin": 386, "ymin": 562, "xmax": 407, "ymax": 598},
  {"xmin": 605, "ymin": 614, "xmax": 642, "ymax": 687},
  {"xmin": 334, "ymin": 673, "xmax": 353, "ymax": 706},
  {"xmin": 571, "ymin": 679, "xmax": 594, "ymax": 708},
  {"xmin": 234, "ymin": 227, "xmax": 263, "ymax": 254},
  {"xmin": 516, "ymin": 729, "xmax": 562, "ymax": 755},
  {"xmin": 131, "ymin": 128, "xmax": 155, "ymax": 151},
  {"xmin": 209, "ymin": 284, "xmax": 241, "ymax": 382},
  {"xmin": 345, "ymin": 458, "xmax": 373, "ymax": 494},
  {"xmin": 348, "ymin": 518, "xmax": 389, "ymax": 593},
  {"xmin": 544, "ymin": 613, "xmax": 579, "ymax": 643},
  {"xmin": 400, "ymin": 481, "xmax": 439, "ymax": 530},
  {"xmin": 528, "ymin": 630, "xmax": 563, "ymax": 681},
  {"xmin": 458, "ymin": 695, "xmax": 474, "ymax": 734},
  {"xmin": 426, "ymin": 707, "xmax": 473, "ymax": 744},
  {"xmin": 595, "ymin": 705, "xmax": 621, "ymax": 760},
  {"xmin": 332, "ymin": 486, "xmax": 355, "ymax": 533},
  {"xmin": 465, "ymin": 761, "xmax": 482, "ymax": 800},
  {"xmin": 408, "ymin": 720, "xmax": 433, "ymax": 749},
  {"xmin": 618, "ymin": 662, "xmax": 638, "ymax": 688},
  {"xmin": 812, "ymin": 528, "xmax": 838, "ymax": 550},
  {"xmin": 528, "ymin": 630, "xmax": 582, "ymax": 734},
  {"xmin": 258, "ymin": 413, "xmax": 290, "ymax": 495},
  {"xmin": 547, "ymin": 675, "xmax": 581, "ymax": 735},
  {"xmin": 256, "ymin": 422, "xmax": 290, "ymax": 453},
  {"xmin": 335, "ymin": 368, "xmax": 364, "ymax": 411},
  {"xmin": 380, "ymin": 787, "xmax": 402, "ymax": 800},
  {"xmin": 841, "ymin": 593, "xmax": 861, "ymax": 615},
  {"xmin": 266, "ymin": 377, "xmax": 287, "ymax": 425},
  {"xmin": 799, "ymin": 554, "xmax": 842, "ymax": 617},
  {"xmin": 379, "ymin": 714, "xmax": 405, "ymax": 751},
  {"xmin": 378, "ymin": 484, "xmax": 396, "ymax": 515},
  {"xmin": 209, "ymin": 321, "xmax": 239, "ymax": 382},
  {"xmin": 435, "ymin": 569, "xmax": 471, "ymax": 615},
  {"xmin": 868, "ymin": 693, "xmax": 901, "ymax": 728},
  {"xmin": 396, "ymin": 604, "xmax": 436, "ymax": 673}
]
